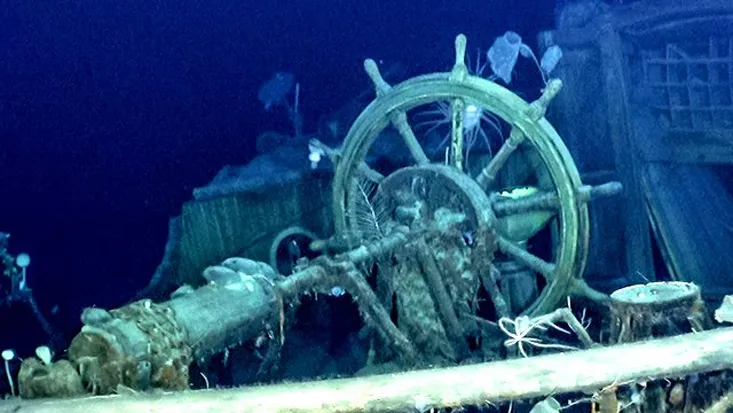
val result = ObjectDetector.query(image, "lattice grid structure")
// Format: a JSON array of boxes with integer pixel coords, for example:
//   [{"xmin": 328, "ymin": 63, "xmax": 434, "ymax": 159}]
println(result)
[{"xmin": 640, "ymin": 37, "xmax": 733, "ymax": 133}]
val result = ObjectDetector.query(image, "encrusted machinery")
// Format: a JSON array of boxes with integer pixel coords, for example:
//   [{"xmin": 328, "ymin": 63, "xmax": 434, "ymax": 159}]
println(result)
[{"xmin": 312, "ymin": 34, "xmax": 621, "ymax": 363}]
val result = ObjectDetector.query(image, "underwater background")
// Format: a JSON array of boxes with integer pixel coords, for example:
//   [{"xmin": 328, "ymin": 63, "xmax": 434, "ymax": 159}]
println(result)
[
  {"xmin": 0, "ymin": 0, "xmax": 643, "ymax": 388},
  {"xmin": 0, "ymin": 0, "xmax": 558, "ymax": 345},
  {"xmin": 3, "ymin": 0, "xmax": 733, "ymax": 409}
]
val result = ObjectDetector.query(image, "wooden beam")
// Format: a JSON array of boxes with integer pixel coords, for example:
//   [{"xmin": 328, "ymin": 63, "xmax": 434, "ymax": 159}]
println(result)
[
  {"xmin": 610, "ymin": 0, "xmax": 733, "ymax": 34},
  {"xmin": 644, "ymin": 142, "xmax": 733, "ymax": 165},
  {"xmin": 3, "ymin": 328, "xmax": 733, "ymax": 413},
  {"xmin": 598, "ymin": 22, "xmax": 655, "ymax": 280}
]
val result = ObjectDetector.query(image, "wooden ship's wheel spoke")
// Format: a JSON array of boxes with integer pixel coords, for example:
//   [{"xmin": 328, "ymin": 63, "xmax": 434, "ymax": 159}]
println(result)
[
  {"xmin": 475, "ymin": 127, "xmax": 526, "ymax": 190},
  {"xmin": 492, "ymin": 181, "xmax": 623, "ymax": 217},
  {"xmin": 363, "ymin": 59, "xmax": 430, "ymax": 166},
  {"xmin": 496, "ymin": 236, "xmax": 556, "ymax": 281}
]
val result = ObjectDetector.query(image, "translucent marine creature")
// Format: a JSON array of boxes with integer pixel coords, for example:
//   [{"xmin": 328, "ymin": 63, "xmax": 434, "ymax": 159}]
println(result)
[
  {"xmin": 257, "ymin": 72, "xmax": 295, "ymax": 111},
  {"xmin": 487, "ymin": 31, "xmax": 563, "ymax": 85},
  {"xmin": 414, "ymin": 99, "xmax": 504, "ymax": 166},
  {"xmin": 414, "ymin": 48, "xmax": 505, "ymax": 167},
  {"xmin": 308, "ymin": 141, "xmax": 325, "ymax": 169},
  {"xmin": 498, "ymin": 315, "xmax": 577, "ymax": 358},
  {"xmin": 487, "ymin": 31, "xmax": 524, "ymax": 84},
  {"xmin": 414, "ymin": 33, "xmax": 566, "ymax": 167},
  {"xmin": 15, "ymin": 252, "xmax": 30, "ymax": 290},
  {"xmin": 2, "ymin": 349, "xmax": 15, "ymax": 397}
]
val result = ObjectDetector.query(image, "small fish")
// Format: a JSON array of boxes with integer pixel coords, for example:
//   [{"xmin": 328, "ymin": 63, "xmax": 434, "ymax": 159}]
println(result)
[
  {"xmin": 221, "ymin": 257, "xmax": 276, "ymax": 280},
  {"xmin": 202, "ymin": 265, "xmax": 241, "ymax": 286},
  {"xmin": 462, "ymin": 231, "xmax": 474, "ymax": 247},
  {"xmin": 81, "ymin": 307, "xmax": 113, "ymax": 327},
  {"xmin": 257, "ymin": 72, "xmax": 295, "ymax": 111}
]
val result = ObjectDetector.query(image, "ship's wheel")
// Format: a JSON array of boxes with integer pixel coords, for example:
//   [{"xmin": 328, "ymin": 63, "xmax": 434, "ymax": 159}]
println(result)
[{"xmin": 327, "ymin": 34, "xmax": 617, "ymax": 318}]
